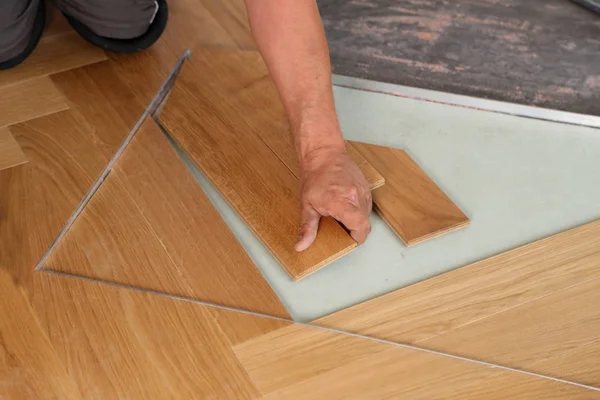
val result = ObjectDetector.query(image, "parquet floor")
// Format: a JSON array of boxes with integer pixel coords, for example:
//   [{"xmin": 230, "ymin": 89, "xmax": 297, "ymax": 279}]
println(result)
[{"xmin": 1, "ymin": 1, "xmax": 599, "ymax": 399}]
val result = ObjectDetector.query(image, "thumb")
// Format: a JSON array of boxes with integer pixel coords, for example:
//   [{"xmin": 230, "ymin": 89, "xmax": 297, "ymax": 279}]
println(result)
[{"xmin": 295, "ymin": 206, "xmax": 321, "ymax": 252}]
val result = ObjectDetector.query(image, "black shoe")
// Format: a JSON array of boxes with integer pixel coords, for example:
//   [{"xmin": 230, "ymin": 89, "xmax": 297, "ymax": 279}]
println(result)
[
  {"xmin": 0, "ymin": 0, "xmax": 46, "ymax": 70},
  {"xmin": 63, "ymin": 0, "xmax": 168, "ymax": 54}
]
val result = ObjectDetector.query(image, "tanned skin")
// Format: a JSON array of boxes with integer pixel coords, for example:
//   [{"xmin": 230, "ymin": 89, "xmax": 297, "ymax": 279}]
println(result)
[{"xmin": 244, "ymin": 0, "xmax": 372, "ymax": 251}]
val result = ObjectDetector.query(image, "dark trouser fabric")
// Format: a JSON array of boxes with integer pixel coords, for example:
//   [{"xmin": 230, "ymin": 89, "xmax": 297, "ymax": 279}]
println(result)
[
  {"xmin": 0, "ymin": 0, "xmax": 157, "ymax": 62},
  {"xmin": 54, "ymin": 0, "xmax": 158, "ymax": 39},
  {"xmin": 0, "ymin": 0, "xmax": 39, "ymax": 62}
]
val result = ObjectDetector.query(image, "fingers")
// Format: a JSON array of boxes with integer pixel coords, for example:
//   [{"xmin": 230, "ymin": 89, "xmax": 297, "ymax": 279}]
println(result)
[
  {"xmin": 295, "ymin": 205, "xmax": 321, "ymax": 252},
  {"xmin": 331, "ymin": 200, "xmax": 371, "ymax": 245}
]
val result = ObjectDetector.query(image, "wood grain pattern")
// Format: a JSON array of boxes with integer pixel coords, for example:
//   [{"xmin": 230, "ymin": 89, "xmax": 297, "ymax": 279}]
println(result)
[
  {"xmin": 349, "ymin": 141, "xmax": 469, "ymax": 245},
  {"xmin": 234, "ymin": 317, "xmax": 597, "ymax": 399},
  {"xmin": 0, "ymin": 77, "xmax": 69, "ymax": 127},
  {"xmin": 32, "ymin": 273, "xmax": 260, "ymax": 399},
  {"xmin": 160, "ymin": 57, "xmax": 357, "ymax": 281},
  {"xmin": 169, "ymin": 48, "xmax": 384, "ymax": 190},
  {"xmin": 313, "ymin": 219, "xmax": 600, "ymax": 344},
  {"xmin": 0, "ymin": 128, "xmax": 28, "ymax": 171},
  {"xmin": 44, "ymin": 119, "xmax": 290, "ymax": 343},
  {"xmin": 425, "ymin": 277, "xmax": 600, "ymax": 370},
  {"xmin": 0, "ymin": 110, "xmax": 108, "ymax": 291},
  {"xmin": 0, "ymin": 270, "xmax": 82, "ymax": 400},
  {"xmin": 0, "ymin": 31, "xmax": 106, "ymax": 88}
]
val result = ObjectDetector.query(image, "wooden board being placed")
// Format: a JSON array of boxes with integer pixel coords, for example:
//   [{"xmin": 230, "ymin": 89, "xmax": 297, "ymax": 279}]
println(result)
[
  {"xmin": 349, "ymin": 141, "xmax": 469, "ymax": 245},
  {"xmin": 0, "ymin": 128, "xmax": 28, "ymax": 171},
  {"xmin": 160, "ymin": 57, "xmax": 357, "ymax": 281}
]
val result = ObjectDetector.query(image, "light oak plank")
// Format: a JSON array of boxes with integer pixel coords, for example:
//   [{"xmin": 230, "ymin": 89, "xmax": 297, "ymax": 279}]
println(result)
[
  {"xmin": 0, "ymin": 128, "xmax": 28, "ymax": 171},
  {"xmin": 0, "ymin": 270, "xmax": 82, "ymax": 400},
  {"xmin": 0, "ymin": 77, "xmax": 69, "ymax": 127},
  {"xmin": 172, "ymin": 48, "xmax": 384, "ymax": 189},
  {"xmin": 0, "ymin": 32, "xmax": 106, "ymax": 88},
  {"xmin": 51, "ymin": 61, "xmax": 146, "ymax": 156},
  {"xmin": 160, "ymin": 57, "xmax": 357, "ymax": 281},
  {"xmin": 424, "ymin": 277, "xmax": 600, "ymax": 370},
  {"xmin": 200, "ymin": 0, "xmax": 256, "ymax": 49},
  {"xmin": 312, "ymin": 219, "xmax": 600, "ymax": 344},
  {"xmin": 32, "ymin": 273, "xmax": 260, "ymax": 399},
  {"xmin": 438, "ymin": 371, "xmax": 600, "ymax": 400},
  {"xmin": 44, "ymin": 2, "xmax": 71, "ymax": 37},
  {"xmin": 529, "ymin": 339, "xmax": 600, "ymax": 388},
  {"xmin": 349, "ymin": 141, "xmax": 469, "ymax": 245},
  {"xmin": 45, "ymin": 118, "xmax": 289, "ymax": 343},
  {"xmin": 0, "ymin": 110, "xmax": 108, "ymax": 293},
  {"xmin": 235, "ymin": 318, "xmax": 595, "ymax": 399}
]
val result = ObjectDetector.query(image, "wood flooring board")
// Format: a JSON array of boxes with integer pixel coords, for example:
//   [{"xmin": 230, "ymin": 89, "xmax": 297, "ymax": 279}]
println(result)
[
  {"xmin": 313, "ymin": 219, "xmax": 600, "ymax": 344},
  {"xmin": 160, "ymin": 57, "xmax": 357, "ymax": 280},
  {"xmin": 113, "ymin": 119, "xmax": 290, "ymax": 340},
  {"xmin": 200, "ymin": 0, "xmax": 255, "ymax": 49},
  {"xmin": 0, "ymin": 128, "xmax": 28, "ymax": 171},
  {"xmin": 0, "ymin": 110, "xmax": 108, "ymax": 290},
  {"xmin": 0, "ymin": 32, "xmax": 106, "ymax": 88},
  {"xmin": 177, "ymin": 48, "xmax": 384, "ymax": 190},
  {"xmin": 32, "ymin": 273, "xmax": 260, "ymax": 399},
  {"xmin": 437, "ymin": 371, "xmax": 600, "ymax": 400},
  {"xmin": 349, "ymin": 141, "xmax": 469, "ymax": 245},
  {"xmin": 529, "ymin": 339, "xmax": 600, "ymax": 388},
  {"xmin": 0, "ymin": 270, "xmax": 82, "ymax": 400},
  {"xmin": 51, "ymin": 61, "xmax": 147, "ymax": 156},
  {"xmin": 424, "ymin": 277, "xmax": 600, "ymax": 370},
  {"xmin": 0, "ymin": 77, "xmax": 69, "ymax": 127}
]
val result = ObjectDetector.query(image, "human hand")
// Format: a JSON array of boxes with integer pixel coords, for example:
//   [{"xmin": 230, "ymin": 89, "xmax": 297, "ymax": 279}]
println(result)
[{"xmin": 295, "ymin": 145, "xmax": 373, "ymax": 251}]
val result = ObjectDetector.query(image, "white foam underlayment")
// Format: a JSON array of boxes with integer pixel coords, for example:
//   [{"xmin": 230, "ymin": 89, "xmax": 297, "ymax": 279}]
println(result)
[{"xmin": 175, "ymin": 79, "xmax": 600, "ymax": 323}]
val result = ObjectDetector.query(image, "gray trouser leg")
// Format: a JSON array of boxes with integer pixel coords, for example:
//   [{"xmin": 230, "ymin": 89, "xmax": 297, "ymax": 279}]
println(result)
[
  {"xmin": 0, "ymin": 0, "xmax": 39, "ymax": 63},
  {"xmin": 54, "ymin": 0, "xmax": 158, "ymax": 39}
]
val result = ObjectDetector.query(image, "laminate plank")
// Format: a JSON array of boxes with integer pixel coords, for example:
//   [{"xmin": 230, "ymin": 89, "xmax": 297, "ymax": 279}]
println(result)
[
  {"xmin": 173, "ymin": 48, "xmax": 384, "ymax": 189},
  {"xmin": 424, "ymin": 277, "xmax": 600, "ymax": 370},
  {"xmin": 32, "ymin": 273, "xmax": 260, "ymax": 399},
  {"xmin": 51, "ymin": 61, "xmax": 147, "ymax": 156},
  {"xmin": 200, "ymin": 0, "xmax": 255, "ymax": 49},
  {"xmin": 44, "ymin": 118, "xmax": 290, "ymax": 343},
  {"xmin": 312, "ymin": 219, "xmax": 600, "ymax": 345},
  {"xmin": 0, "ymin": 110, "xmax": 108, "ymax": 292},
  {"xmin": 349, "ymin": 141, "xmax": 469, "ymax": 245},
  {"xmin": 160, "ymin": 57, "xmax": 357, "ymax": 281},
  {"xmin": 0, "ymin": 32, "xmax": 106, "ymax": 88},
  {"xmin": 0, "ymin": 128, "xmax": 28, "ymax": 171},
  {"xmin": 437, "ymin": 371, "xmax": 600, "ymax": 400},
  {"xmin": 235, "ymin": 319, "xmax": 594, "ymax": 399},
  {"xmin": 0, "ymin": 270, "xmax": 82, "ymax": 400},
  {"xmin": 529, "ymin": 339, "xmax": 600, "ymax": 388},
  {"xmin": 0, "ymin": 77, "xmax": 69, "ymax": 127}
]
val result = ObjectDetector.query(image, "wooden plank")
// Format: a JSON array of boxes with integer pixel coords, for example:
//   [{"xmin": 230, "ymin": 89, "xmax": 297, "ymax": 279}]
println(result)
[
  {"xmin": 171, "ymin": 48, "xmax": 384, "ymax": 190},
  {"xmin": 32, "ymin": 273, "xmax": 260, "ymax": 399},
  {"xmin": 0, "ymin": 270, "xmax": 82, "ymax": 400},
  {"xmin": 0, "ymin": 128, "xmax": 28, "ymax": 171},
  {"xmin": 200, "ymin": 0, "xmax": 256, "ymax": 49},
  {"xmin": 0, "ymin": 110, "xmax": 108, "ymax": 293},
  {"xmin": 349, "ymin": 141, "xmax": 469, "ymax": 245},
  {"xmin": 424, "ymin": 277, "xmax": 600, "ymax": 370},
  {"xmin": 312, "ymin": 219, "xmax": 600, "ymax": 345},
  {"xmin": 160, "ymin": 57, "xmax": 357, "ymax": 281},
  {"xmin": 234, "ymin": 318, "xmax": 595, "ymax": 398},
  {"xmin": 44, "ymin": 118, "xmax": 290, "ymax": 343},
  {"xmin": 0, "ymin": 77, "xmax": 69, "ymax": 127},
  {"xmin": 0, "ymin": 32, "xmax": 106, "ymax": 88}
]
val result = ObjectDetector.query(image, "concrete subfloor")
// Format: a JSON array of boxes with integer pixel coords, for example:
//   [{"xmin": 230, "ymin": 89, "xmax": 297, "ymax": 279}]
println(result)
[{"xmin": 173, "ymin": 77, "xmax": 600, "ymax": 322}]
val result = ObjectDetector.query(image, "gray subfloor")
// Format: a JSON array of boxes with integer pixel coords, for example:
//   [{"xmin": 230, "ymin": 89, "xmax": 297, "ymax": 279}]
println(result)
[{"xmin": 175, "ymin": 77, "xmax": 600, "ymax": 322}]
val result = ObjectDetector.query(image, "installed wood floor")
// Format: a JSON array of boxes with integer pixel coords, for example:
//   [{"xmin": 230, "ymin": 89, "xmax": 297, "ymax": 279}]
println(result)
[{"xmin": 1, "ymin": 1, "xmax": 599, "ymax": 398}]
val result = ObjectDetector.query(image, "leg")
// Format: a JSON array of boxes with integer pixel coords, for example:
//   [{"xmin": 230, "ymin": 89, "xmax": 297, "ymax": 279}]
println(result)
[
  {"xmin": 54, "ymin": 0, "xmax": 168, "ymax": 53},
  {"xmin": 0, "ymin": 0, "xmax": 45, "ymax": 70}
]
